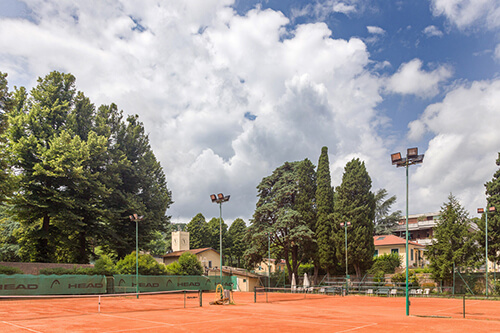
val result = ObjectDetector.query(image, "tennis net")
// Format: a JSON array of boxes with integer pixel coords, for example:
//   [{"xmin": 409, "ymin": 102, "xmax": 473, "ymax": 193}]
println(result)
[
  {"xmin": 0, "ymin": 289, "xmax": 202, "ymax": 321},
  {"xmin": 254, "ymin": 286, "xmax": 340, "ymax": 303}
]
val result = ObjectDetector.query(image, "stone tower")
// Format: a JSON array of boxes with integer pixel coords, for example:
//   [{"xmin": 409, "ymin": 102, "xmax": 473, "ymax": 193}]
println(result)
[{"xmin": 171, "ymin": 231, "xmax": 189, "ymax": 252}]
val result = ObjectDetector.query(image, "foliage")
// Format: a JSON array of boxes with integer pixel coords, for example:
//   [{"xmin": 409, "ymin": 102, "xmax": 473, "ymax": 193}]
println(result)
[
  {"xmin": 478, "ymin": 152, "xmax": 500, "ymax": 267},
  {"xmin": 246, "ymin": 160, "xmax": 315, "ymax": 283},
  {"xmin": 115, "ymin": 252, "xmax": 167, "ymax": 275},
  {"xmin": 334, "ymin": 158, "xmax": 375, "ymax": 277},
  {"xmin": 227, "ymin": 218, "xmax": 247, "ymax": 267},
  {"xmin": 0, "ymin": 72, "xmax": 14, "ymax": 202},
  {"xmin": 146, "ymin": 230, "xmax": 170, "ymax": 256},
  {"xmin": 186, "ymin": 213, "xmax": 208, "ymax": 249},
  {"xmin": 391, "ymin": 270, "xmax": 419, "ymax": 286},
  {"xmin": 373, "ymin": 189, "xmax": 401, "ymax": 235},
  {"xmin": 369, "ymin": 253, "xmax": 401, "ymax": 274},
  {"xmin": 426, "ymin": 194, "xmax": 479, "ymax": 284},
  {"xmin": 1, "ymin": 71, "xmax": 171, "ymax": 263},
  {"xmin": 92, "ymin": 254, "xmax": 117, "ymax": 275},
  {"xmin": 206, "ymin": 217, "xmax": 229, "ymax": 253},
  {"xmin": 0, "ymin": 207, "xmax": 21, "ymax": 261},
  {"xmin": 0, "ymin": 265, "xmax": 23, "ymax": 275},
  {"xmin": 165, "ymin": 252, "xmax": 203, "ymax": 275},
  {"xmin": 315, "ymin": 147, "xmax": 335, "ymax": 272},
  {"xmin": 298, "ymin": 263, "xmax": 314, "ymax": 277}
]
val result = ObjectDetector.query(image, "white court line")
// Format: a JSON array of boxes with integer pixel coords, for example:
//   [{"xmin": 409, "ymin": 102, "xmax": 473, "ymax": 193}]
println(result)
[
  {"xmin": 334, "ymin": 323, "xmax": 378, "ymax": 332},
  {"xmin": 99, "ymin": 313, "xmax": 175, "ymax": 326},
  {"xmin": 1, "ymin": 321, "xmax": 43, "ymax": 333}
]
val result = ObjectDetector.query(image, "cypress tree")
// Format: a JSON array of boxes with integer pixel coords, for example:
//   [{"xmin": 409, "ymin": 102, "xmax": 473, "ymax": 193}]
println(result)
[
  {"xmin": 315, "ymin": 147, "xmax": 335, "ymax": 272},
  {"xmin": 335, "ymin": 158, "xmax": 375, "ymax": 277},
  {"xmin": 480, "ymin": 153, "xmax": 500, "ymax": 267}
]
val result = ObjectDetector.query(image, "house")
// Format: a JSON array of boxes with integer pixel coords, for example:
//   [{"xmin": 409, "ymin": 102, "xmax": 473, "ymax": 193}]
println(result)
[
  {"xmin": 254, "ymin": 258, "xmax": 286, "ymax": 276},
  {"xmin": 373, "ymin": 235, "xmax": 425, "ymax": 268},
  {"xmin": 207, "ymin": 266, "xmax": 263, "ymax": 292},
  {"xmin": 161, "ymin": 230, "xmax": 221, "ymax": 272},
  {"xmin": 393, "ymin": 212, "xmax": 440, "ymax": 246}
]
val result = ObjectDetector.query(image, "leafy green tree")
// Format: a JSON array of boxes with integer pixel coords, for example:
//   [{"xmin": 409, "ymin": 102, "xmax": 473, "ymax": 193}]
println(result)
[
  {"xmin": 206, "ymin": 217, "xmax": 228, "ymax": 252},
  {"xmin": 374, "ymin": 189, "xmax": 402, "ymax": 235},
  {"xmin": 165, "ymin": 252, "xmax": 203, "ymax": 275},
  {"xmin": 0, "ymin": 206, "xmax": 21, "ymax": 261},
  {"xmin": 478, "ymin": 153, "xmax": 500, "ymax": 268},
  {"xmin": 227, "ymin": 218, "xmax": 247, "ymax": 267},
  {"xmin": 247, "ymin": 160, "xmax": 315, "ymax": 282},
  {"xmin": 334, "ymin": 158, "xmax": 375, "ymax": 277},
  {"xmin": 186, "ymin": 213, "xmax": 209, "ymax": 249},
  {"xmin": 369, "ymin": 253, "xmax": 401, "ymax": 274},
  {"xmin": 0, "ymin": 72, "xmax": 13, "ymax": 202},
  {"xmin": 315, "ymin": 146, "xmax": 335, "ymax": 273},
  {"xmin": 427, "ymin": 194, "xmax": 479, "ymax": 284},
  {"xmin": 92, "ymin": 254, "xmax": 117, "ymax": 275},
  {"xmin": 3, "ymin": 71, "xmax": 171, "ymax": 263},
  {"xmin": 115, "ymin": 252, "xmax": 167, "ymax": 275}
]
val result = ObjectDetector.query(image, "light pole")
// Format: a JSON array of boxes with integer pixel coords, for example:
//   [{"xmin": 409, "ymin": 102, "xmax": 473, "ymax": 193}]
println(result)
[
  {"xmin": 477, "ymin": 206, "xmax": 496, "ymax": 297},
  {"xmin": 391, "ymin": 147, "xmax": 424, "ymax": 316},
  {"xmin": 129, "ymin": 214, "xmax": 143, "ymax": 298},
  {"xmin": 268, "ymin": 232, "xmax": 271, "ymax": 288},
  {"xmin": 340, "ymin": 221, "xmax": 351, "ymax": 294},
  {"xmin": 210, "ymin": 193, "xmax": 230, "ymax": 285}
]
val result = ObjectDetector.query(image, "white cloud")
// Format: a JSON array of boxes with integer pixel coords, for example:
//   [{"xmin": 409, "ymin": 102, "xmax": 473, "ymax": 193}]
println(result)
[
  {"xmin": 0, "ymin": 1, "xmax": 393, "ymax": 224},
  {"xmin": 423, "ymin": 25, "xmax": 443, "ymax": 37},
  {"xmin": 385, "ymin": 59, "xmax": 453, "ymax": 98},
  {"xmin": 495, "ymin": 44, "xmax": 500, "ymax": 61},
  {"xmin": 367, "ymin": 26, "xmax": 385, "ymax": 35},
  {"xmin": 431, "ymin": 0, "xmax": 500, "ymax": 30},
  {"xmin": 291, "ymin": 0, "xmax": 359, "ymax": 21},
  {"xmin": 408, "ymin": 80, "xmax": 500, "ymax": 214}
]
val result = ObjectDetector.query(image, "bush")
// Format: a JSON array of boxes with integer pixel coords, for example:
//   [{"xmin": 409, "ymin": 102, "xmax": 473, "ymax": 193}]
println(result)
[
  {"xmin": 369, "ymin": 253, "xmax": 401, "ymax": 274},
  {"xmin": 391, "ymin": 270, "xmax": 418, "ymax": 286},
  {"xmin": 0, "ymin": 265, "xmax": 23, "ymax": 275},
  {"xmin": 116, "ymin": 252, "xmax": 167, "ymax": 275},
  {"xmin": 373, "ymin": 270, "xmax": 386, "ymax": 285},
  {"xmin": 165, "ymin": 252, "xmax": 203, "ymax": 276},
  {"xmin": 92, "ymin": 254, "xmax": 117, "ymax": 275}
]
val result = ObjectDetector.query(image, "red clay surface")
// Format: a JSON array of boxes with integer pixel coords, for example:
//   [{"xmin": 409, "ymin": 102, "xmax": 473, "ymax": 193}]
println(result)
[{"xmin": 1, "ymin": 292, "xmax": 499, "ymax": 332}]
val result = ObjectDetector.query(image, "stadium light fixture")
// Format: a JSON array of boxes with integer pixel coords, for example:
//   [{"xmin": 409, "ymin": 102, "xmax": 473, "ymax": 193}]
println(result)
[
  {"xmin": 210, "ymin": 193, "xmax": 230, "ymax": 285},
  {"xmin": 391, "ymin": 147, "xmax": 424, "ymax": 316},
  {"xmin": 477, "ymin": 206, "xmax": 496, "ymax": 297},
  {"xmin": 340, "ymin": 221, "xmax": 351, "ymax": 294},
  {"xmin": 129, "ymin": 214, "xmax": 143, "ymax": 298}
]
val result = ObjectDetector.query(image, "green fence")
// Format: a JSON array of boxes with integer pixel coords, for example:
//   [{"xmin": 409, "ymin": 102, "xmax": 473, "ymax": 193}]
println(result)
[
  {"xmin": 0, "ymin": 274, "xmax": 107, "ymax": 295},
  {"xmin": 0, "ymin": 274, "xmax": 234, "ymax": 295},
  {"xmin": 112, "ymin": 275, "xmax": 234, "ymax": 293}
]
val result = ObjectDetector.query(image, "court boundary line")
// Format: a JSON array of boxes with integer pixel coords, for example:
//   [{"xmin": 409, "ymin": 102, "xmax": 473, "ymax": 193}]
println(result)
[{"xmin": 1, "ymin": 321, "xmax": 43, "ymax": 333}]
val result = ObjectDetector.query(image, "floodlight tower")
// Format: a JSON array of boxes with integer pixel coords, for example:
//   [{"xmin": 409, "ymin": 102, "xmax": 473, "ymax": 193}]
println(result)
[
  {"xmin": 477, "ymin": 206, "xmax": 496, "ymax": 297},
  {"xmin": 210, "ymin": 193, "xmax": 230, "ymax": 285},
  {"xmin": 129, "ymin": 214, "xmax": 143, "ymax": 298},
  {"xmin": 340, "ymin": 221, "xmax": 351, "ymax": 294},
  {"xmin": 391, "ymin": 147, "xmax": 424, "ymax": 316}
]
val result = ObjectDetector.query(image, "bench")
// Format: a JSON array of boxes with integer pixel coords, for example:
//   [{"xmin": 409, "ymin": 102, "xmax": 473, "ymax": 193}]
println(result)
[{"xmin": 376, "ymin": 288, "xmax": 389, "ymax": 296}]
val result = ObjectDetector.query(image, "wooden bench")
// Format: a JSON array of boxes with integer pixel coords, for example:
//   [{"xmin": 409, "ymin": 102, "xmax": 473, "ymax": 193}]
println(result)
[{"xmin": 376, "ymin": 288, "xmax": 389, "ymax": 296}]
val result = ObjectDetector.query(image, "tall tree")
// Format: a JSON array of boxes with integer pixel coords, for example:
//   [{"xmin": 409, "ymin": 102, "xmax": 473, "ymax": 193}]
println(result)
[
  {"xmin": 206, "ymin": 217, "xmax": 229, "ymax": 259},
  {"xmin": 315, "ymin": 146, "xmax": 335, "ymax": 273},
  {"xmin": 374, "ymin": 189, "xmax": 402, "ymax": 235},
  {"xmin": 335, "ymin": 158, "xmax": 375, "ymax": 277},
  {"xmin": 3, "ymin": 71, "xmax": 171, "ymax": 262},
  {"xmin": 227, "ymin": 218, "xmax": 247, "ymax": 267},
  {"xmin": 427, "ymin": 194, "xmax": 479, "ymax": 284},
  {"xmin": 478, "ymin": 152, "xmax": 500, "ymax": 268},
  {"xmin": 186, "ymin": 213, "xmax": 209, "ymax": 249},
  {"xmin": 0, "ymin": 72, "xmax": 13, "ymax": 202},
  {"xmin": 247, "ymin": 160, "xmax": 315, "ymax": 282}
]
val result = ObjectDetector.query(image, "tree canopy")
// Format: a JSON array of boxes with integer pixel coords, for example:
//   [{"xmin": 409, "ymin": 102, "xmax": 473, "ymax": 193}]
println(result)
[
  {"xmin": 374, "ymin": 189, "xmax": 401, "ymax": 235},
  {"xmin": 426, "ymin": 194, "xmax": 479, "ymax": 283},
  {"xmin": 0, "ymin": 71, "xmax": 172, "ymax": 263}
]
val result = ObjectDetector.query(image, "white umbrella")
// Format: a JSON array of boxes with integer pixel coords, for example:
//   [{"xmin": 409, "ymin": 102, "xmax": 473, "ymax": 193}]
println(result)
[
  {"xmin": 303, "ymin": 273, "xmax": 310, "ymax": 290},
  {"xmin": 291, "ymin": 273, "xmax": 296, "ymax": 291}
]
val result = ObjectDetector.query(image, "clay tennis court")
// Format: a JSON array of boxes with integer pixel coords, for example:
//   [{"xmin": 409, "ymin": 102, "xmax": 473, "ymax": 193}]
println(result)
[{"xmin": 0, "ymin": 291, "xmax": 499, "ymax": 332}]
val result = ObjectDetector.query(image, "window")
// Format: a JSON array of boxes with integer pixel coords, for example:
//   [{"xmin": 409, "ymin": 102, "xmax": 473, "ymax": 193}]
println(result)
[
  {"xmin": 208, "ymin": 261, "xmax": 212, "ymax": 268},
  {"xmin": 411, "ymin": 249, "xmax": 414, "ymax": 261},
  {"xmin": 374, "ymin": 249, "xmax": 379, "ymax": 257},
  {"xmin": 391, "ymin": 249, "xmax": 399, "ymax": 254}
]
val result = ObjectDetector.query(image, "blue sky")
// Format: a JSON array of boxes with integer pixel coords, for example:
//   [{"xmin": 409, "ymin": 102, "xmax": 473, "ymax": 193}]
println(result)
[{"xmin": 1, "ymin": 0, "xmax": 499, "ymax": 224}]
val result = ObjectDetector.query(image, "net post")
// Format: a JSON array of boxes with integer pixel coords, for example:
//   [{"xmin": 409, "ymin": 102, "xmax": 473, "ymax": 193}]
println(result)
[
  {"xmin": 199, "ymin": 290, "xmax": 203, "ymax": 307},
  {"xmin": 254, "ymin": 286, "xmax": 256, "ymax": 303},
  {"xmin": 463, "ymin": 294, "xmax": 465, "ymax": 319},
  {"xmin": 184, "ymin": 290, "xmax": 186, "ymax": 308},
  {"xmin": 98, "ymin": 295, "xmax": 101, "ymax": 314}
]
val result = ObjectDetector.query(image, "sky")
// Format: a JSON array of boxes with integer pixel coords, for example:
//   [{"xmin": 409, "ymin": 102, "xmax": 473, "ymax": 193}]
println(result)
[{"xmin": 1, "ymin": 0, "xmax": 499, "ymax": 226}]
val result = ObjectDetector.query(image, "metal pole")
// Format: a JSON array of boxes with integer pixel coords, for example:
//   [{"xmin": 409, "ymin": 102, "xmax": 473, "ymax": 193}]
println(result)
[
  {"xmin": 485, "ymin": 211, "xmax": 488, "ymax": 297},
  {"xmin": 268, "ymin": 232, "xmax": 271, "ymax": 288},
  {"xmin": 136, "ymin": 219, "xmax": 139, "ymax": 298},
  {"xmin": 405, "ymin": 159, "xmax": 409, "ymax": 316},
  {"xmin": 219, "ymin": 202, "xmax": 223, "ymax": 286},
  {"xmin": 345, "ymin": 223, "xmax": 348, "ymax": 294}
]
